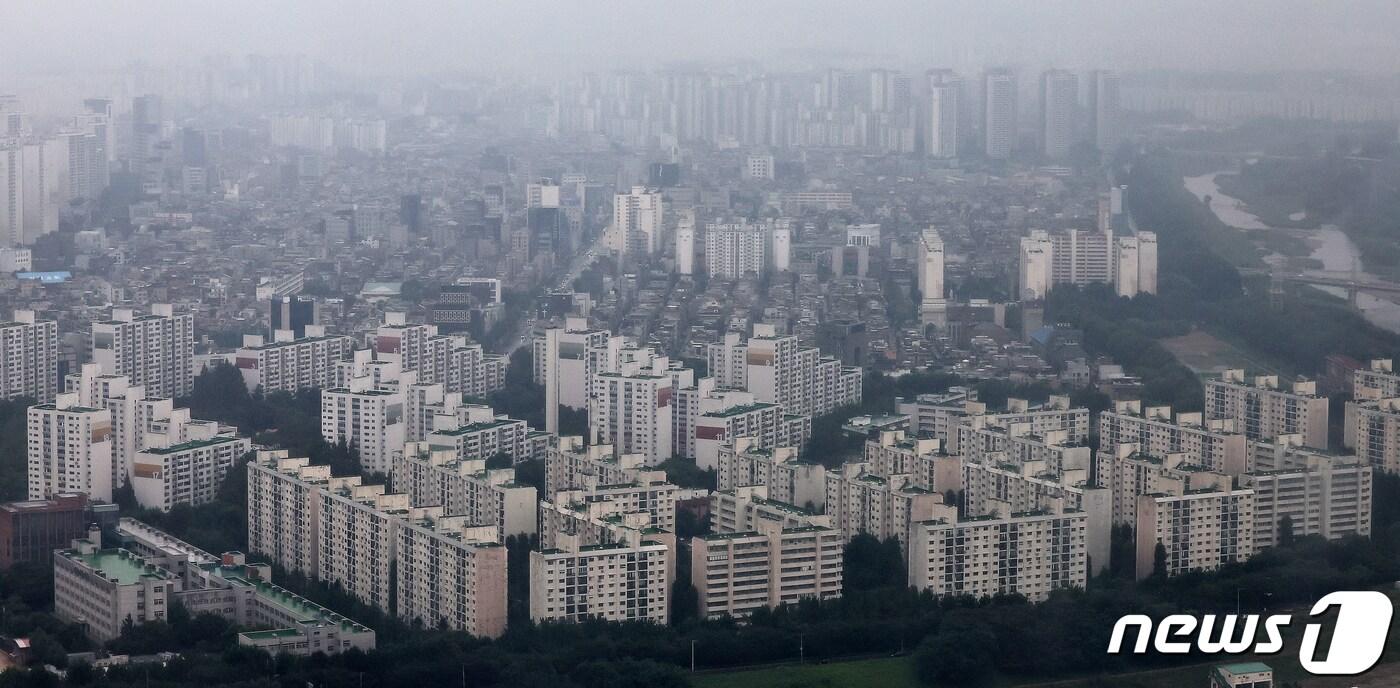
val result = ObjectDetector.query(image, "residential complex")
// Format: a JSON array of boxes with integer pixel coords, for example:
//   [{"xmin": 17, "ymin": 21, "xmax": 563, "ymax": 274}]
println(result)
[
  {"xmin": 0, "ymin": 310, "xmax": 57, "ymax": 403},
  {"xmin": 1204, "ymin": 370, "xmax": 1329, "ymax": 449}
]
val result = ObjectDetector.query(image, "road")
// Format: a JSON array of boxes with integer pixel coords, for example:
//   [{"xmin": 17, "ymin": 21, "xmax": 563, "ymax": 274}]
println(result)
[{"xmin": 498, "ymin": 229, "xmax": 609, "ymax": 358}]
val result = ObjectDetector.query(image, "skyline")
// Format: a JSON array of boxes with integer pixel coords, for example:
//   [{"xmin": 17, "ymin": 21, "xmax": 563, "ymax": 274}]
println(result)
[{"xmin": 4, "ymin": 0, "xmax": 1400, "ymax": 78}]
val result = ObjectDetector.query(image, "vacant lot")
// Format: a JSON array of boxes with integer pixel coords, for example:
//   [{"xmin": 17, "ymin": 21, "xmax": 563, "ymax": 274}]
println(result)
[{"xmin": 1160, "ymin": 329, "xmax": 1278, "ymax": 376}]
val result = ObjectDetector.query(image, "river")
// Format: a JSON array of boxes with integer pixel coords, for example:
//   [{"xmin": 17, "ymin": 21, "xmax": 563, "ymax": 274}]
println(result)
[{"xmin": 1182, "ymin": 171, "xmax": 1400, "ymax": 334}]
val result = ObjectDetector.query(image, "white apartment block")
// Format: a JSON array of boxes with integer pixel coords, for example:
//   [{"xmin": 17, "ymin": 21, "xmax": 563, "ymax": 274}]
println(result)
[
  {"xmin": 234, "ymin": 328, "xmax": 355, "ymax": 393},
  {"xmin": 710, "ymin": 485, "xmax": 833, "ymax": 534},
  {"xmin": 1096, "ymin": 443, "xmax": 1233, "ymax": 525},
  {"xmin": 1135, "ymin": 488, "xmax": 1255, "ymax": 580},
  {"xmin": 426, "ymin": 410, "xmax": 549, "ymax": 465},
  {"xmin": 370, "ymin": 313, "xmax": 505, "ymax": 397},
  {"xmin": 706, "ymin": 326, "xmax": 862, "ymax": 419},
  {"xmin": 318, "ymin": 478, "xmax": 411, "ymax": 610},
  {"xmin": 894, "ymin": 388, "xmax": 976, "ymax": 439},
  {"xmin": 1019, "ymin": 233, "xmax": 1053, "ymax": 300},
  {"xmin": 691, "ymin": 522, "xmax": 843, "ymax": 619},
  {"xmin": 611, "ymin": 186, "xmax": 664, "ymax": 260},
  {"xmin": 27, "ymin": 393, "xmax": 114, "ymax": 501},
  {"xmin": 132, "ymin": 432, "xmax": 251, "ymax": 511},
  {"xmin": 1205, "ymin": 370, "xmax": 1329, "ymax": 449},
  {"xmin": 544, "ymin": 436, "xmax": 654, "ymax": 497},
  {"xmin": 247, "ymin": 453, "xmax": 329, "ymax": 577},
  {"xmin": 1355, "ymin": 359, "xmax": 1400, "ymax": 397},
  {"xmin": 396, "ymin": 510, "xmax": 507, "ymax": 637},
  {"xmin": 1242, "ymin": 447, "xmax": 1371, "ymax": 548},
  {"xmin": 941, "ymin": 397, "xmax": 1089, "ymax": 454},
  {"xmin": 391, "ymin": 443, "xmax": 538, "ymax": 540},
  {"xmin": 1099, "ymin": 400, "xmax": 1249, "ymax": 476},
  {"xmin": 322, "ymin": 376, "xmax": 406, "ymax": 475},
  {"xmin": 694, "ymin": 400, "xmax": 809, "ymax": 471},
  {"xmin": 1347, "ymin": 395, "xmax": 1400, "ymax": 474},
  {"xmin": 0, "ymin": 247, "xmax": 32, "ymax": 272},
  {"xmin": 908, "ymin": 507, "xmax": 1088, "ymax": 602},
  {"xmin": 0, "ymin": 310, "xmax": 57, "ymax": 403},
  {"xmin": 1021, "ymin": 228, "xmax": 1157, "ymax": 298},
  {"xmin": 533, "ymin": 318, "xmax": 617, "ymax": 410},
  {"xmin": 91, "ymin": 305, "xmax": 194, "ymax": 399},
  {"xmin": 590, "ymin": 369, "xmax": 673, "ymax": 466},
  {"xmin": 952, "ymin": 420, "xmax": 1093, "ymax": 476},
  {"xmin": 824, "ymin": 464, "xmax": 954, "ymax": 548},
  {"xmin": 54, "ymin": 535, "xmax": 181, "ymax": 643},
  {"xmin": 1039, "ymin": 69, "xmax": 1078, "ymax": 159},
  {"xmin": 716, "ymin": 441, "xmax": 827, "ymax": 510},
  {"xmin": 703, "ymin": 219, "xmax": 791, "ymax": 279},
  {"xmin": 551, "ymin": 477, "xmax": 680, "ymax": 536},
  {"xmin": 529, "ymin": 532, "xmax": 669, "ymax": 625},
  {"xmin": 957, "ymin": 459, "xmax": 1112, "ymax": 575},
  {"xmin": 917, "ymin": 228, "xmax": 947, "ymax": 326},
  {"xmin": 862, "ymin": 431, "xmax": 949, "ymax": 492}
]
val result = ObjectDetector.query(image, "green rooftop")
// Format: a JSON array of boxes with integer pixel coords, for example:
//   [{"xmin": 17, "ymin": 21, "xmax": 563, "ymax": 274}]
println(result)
[
  {"xmin": 68, "ymin": 549, "xmax": 171, "ymax": 585},
  {"xmin": 143, "ymin": 435, "xmax": 245, "ymax": 455}
]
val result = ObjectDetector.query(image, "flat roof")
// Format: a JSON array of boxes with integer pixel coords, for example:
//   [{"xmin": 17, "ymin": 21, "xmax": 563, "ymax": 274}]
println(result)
[{"xmin": 68, "ymin": 549, "xmax": 172, "ymax": 585}]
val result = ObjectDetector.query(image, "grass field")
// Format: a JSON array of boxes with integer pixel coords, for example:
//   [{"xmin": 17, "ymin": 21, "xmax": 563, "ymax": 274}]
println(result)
[{"xmin": 692, "ymin": 656, "xmax": 916, "ymax": 688}]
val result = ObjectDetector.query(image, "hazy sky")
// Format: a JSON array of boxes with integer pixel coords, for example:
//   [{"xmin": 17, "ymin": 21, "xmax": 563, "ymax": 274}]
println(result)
[{"xmin": 4, "ymin": 0, "xmax": 1400, "ymax": 77}]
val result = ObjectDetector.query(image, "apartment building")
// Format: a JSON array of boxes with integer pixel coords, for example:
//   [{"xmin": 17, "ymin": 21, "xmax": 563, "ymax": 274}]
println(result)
[
  {"xmin": 694, "ymin": 401, "xmax": 809, "ymax": 470},
  {"xmin": 956, "ymin": 459, "xmax": 1111, "ymax": 575},
  {"xmin": 391, "ymin": 444, "xmax": 537, "ymax": 540},
  {"xmin": 321, "ymin": 373, "xmax": 406, "ymax": 475},
  {"xmin": 91, "ymin": 305, "xmax": 194, "ymax": 399},
  {"xmin": 710, "ymin": 485, "xmax": 833, "ymax": 534},
  {"xmin": 824, "ymin": 464, "xmax": 954, "ymax": 547},
  {"xmin": 132, "ymin": 432, "xmax": 252, "ymax": 511},
  {"xmin": 908, "ymin": 507, "xmax": 1088, "ymax": 602},
  {"xmin": 1242, "ymin": 449, "xmax": 1372, "ymax": 548},
  {"xmin": 544, "ymin": 437, "xmax": 653, "ymax": 497},
  {"xmin": 706, "ymin": 326, "xmax": 862, "ymax": 419},
  {"xmin": 1096, "ymin": 443, "xmax": 1233, "ymax": 525},
  {"xmin": 528, "ymin": 531, "xmax": 669, "ymax": 625},
  {"xmin": 895, "ymin": 389, "xmax": 976, "ymax": 439},
  {"xmin": 953, "ymin": 421, "xmax": 1093, "ymax": 476},
  {"xmin": 691, "ymin": 520, "xmax": 843, "ymax": 619},
  {"xmin": 1099, "ymin": 400, "xmax": 1249, "ymax": 476},
  {"xmin": 1345, "ymin": 394, "xmax": 1400, "ymax": 474},
  {"xmin": 1135, "ymin": 488, "xmax": 1255, "ymax": 579},
  {"xmin": 551, "ymin": 477, "xmax": 680, "ymax": 535},
  {"xmin": 396, "ymin": 510, "xmax": 507, "ymax": 637},
  {"xmin": 716, "ymin": 441, "xmax": 826, "ymax": 510},
  {"xmin": 234, "ymin": 327, "xmax": 355, "ymax": 393},
  {"xmin": 533, "ymin": 318, "xmax": 618, "ymax": 411},
  {"xmin": 1204, "ymin": 370, "xmax": 1329, "ymax": 449},
  {"xmin": 590, "ymin": 368, "xmax": 673, "ymax": 466},
  {"xmin": 54, "ymin": 532, "xmax": 181, "ymax": 643},
  {"xmin": 0, "ymin": 310, "xmax": 57, "ymax": 403},
  {"xmin": 1354, "ymin": 359, "xmax": 1400, "ymax": 397},
  {"xmin": 27, "ymin": 393, "xmax": 113, "ymax": 501},
  {"xmin": 318, "ymin": 478, "xmax": 411, "ymax": 610},
  {"xmin": 941, "ymin": 396, "xmax": 1090, "ymax": 454},
  {"xmin": 246, "ymin": 453, "xmax": 329, "ymax": 577},
  {"xmin": 369, "ymin": 314, "xmax": 505, "ymax": 396},
  {"xmin": 426, "ymin": 409, "xmax": 548, "ymax": 465}
]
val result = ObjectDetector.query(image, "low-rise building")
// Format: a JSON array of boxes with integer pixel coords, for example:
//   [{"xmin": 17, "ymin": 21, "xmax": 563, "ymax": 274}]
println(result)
[
  {"xmin": 54, "ymin": 533, "xmax": 181, "ymax": 643},
  {"xmin": 0, "ymin": 493, "xmax": 88, "ymax": 568}
]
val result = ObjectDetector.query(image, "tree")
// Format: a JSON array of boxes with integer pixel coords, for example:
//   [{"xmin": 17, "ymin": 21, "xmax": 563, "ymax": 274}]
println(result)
[
  {"xmin": 842, "ymin": 534, "xmax": 904, "ymax": 593},
  {"xmin": 914, "ymin": 626, "xmax": 997, "ymax": 687},
  {"xmin": 1152, "ymin": 542, "xmax": 1168, "ymax": 580},
  {"xmin": 1278, "ymin": 514, "xmax": 1296, "ymax": 548}
]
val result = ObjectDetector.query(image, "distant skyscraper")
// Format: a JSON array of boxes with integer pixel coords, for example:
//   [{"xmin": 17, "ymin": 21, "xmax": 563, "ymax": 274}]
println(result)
[
  {"xmin": 269, "ymin": 296, "xmax": 319, "ymax": 339},
  {"xmin": 131, "ymin": 95, "xmax": 162, "ymax": 191},
  {"xmin": 1039, "ymin": 70, "xmax": 1079, "ymax": 159},
  {"xmin": 983, "ymin": 70, "xmax": 1017, "ymax": 160},
  {"xmin": 611, "ymin": 186, "xmax": 664, "ymax": 262},
  {"xmin": 925, "ymin": 70, "xmax": 961, "ymax": 159},
  {"xmin": 1088, "ymin": 70, "xmax": 1121, "ymax": 152},
  {"xmin": 0, "ymin": 146, "xmax": 21, "ymax": 247}
]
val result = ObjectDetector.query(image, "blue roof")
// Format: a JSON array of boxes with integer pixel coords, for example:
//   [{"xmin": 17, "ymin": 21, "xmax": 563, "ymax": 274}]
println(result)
[{"xmin": 1029, "ymin": 325, "xmax": 1056, "ymax": 346}]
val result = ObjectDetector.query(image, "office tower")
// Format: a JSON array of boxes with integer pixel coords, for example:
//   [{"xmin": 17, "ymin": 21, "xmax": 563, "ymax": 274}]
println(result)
[
  {"xmin": 27, "ymin": 393, "xmax": 114, "ymax": 501},
  {"xmin": 1039, "ymin": 69, "xmax": 1078, "ymax": 159},
  {"xmin": 611, "ymin": 186, "xmax": 663, "ymax": 261},
  {"xmin": 1205, "ymin": 370, "xmax": 1330, "ymax": 449},
  {"xmin": 83, "ymin": 98, "xmax": 116, "ymax": 163},
  {"xmin": 675, "ymin": 214, "xmax": 695, "ymax": 275},
  {"xmin": 131, "ymin": 94, "xmax": 162, "ymax": 189},
  {"xmin": 1019, "ymin": 232, "xmax": 1054, "ymax": 301},
  {"xmin": 269, "ymin": 295, "xmax": 319, "ymax": 338},
  {"xmin": 982, "ymin": 70, "xmax": 1017, "ymax": 159},
  {"xmin": 0, "ymin": 145, "xmax": 21, "ymax": 247},
  {"xmin": 1088, "ymin": 70, "xmax": 1121, "ymax": 151},
  {"xmin": 91, "ymin": 305, "xmax": 195, "ymax": 399},
  {"xmin": 925, "ymin": 70, "xmax": 960, "ymax": 159},
  {"xmin": 917, "ymin": 228, "xmax": 946, "ymax": 327},
  {"xmin": 0, "ymin": 310, "xmax": 58, "ymax": 403}
]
